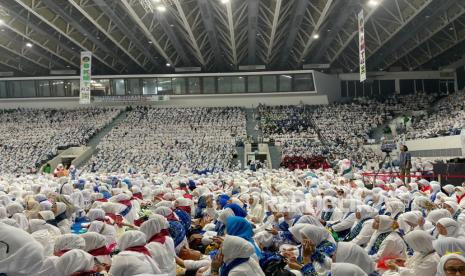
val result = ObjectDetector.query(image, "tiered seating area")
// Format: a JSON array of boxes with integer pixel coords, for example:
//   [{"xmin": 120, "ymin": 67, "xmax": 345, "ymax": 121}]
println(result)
[
  {"xmin": 0, "ymin": 108, "xmax": 120, "ymax": 173},
  {"xmin": 87, "ymin": 106, "xmax": 246, "ymax": 173},
  {"xmin": 404, "ymin": 91, "xmax": 465, "ymax": 139}
]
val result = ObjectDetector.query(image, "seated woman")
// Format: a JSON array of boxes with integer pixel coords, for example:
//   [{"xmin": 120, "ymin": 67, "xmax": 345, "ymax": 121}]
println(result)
[
  {"xmin": 56, "ymin": 249, "xmax": 104, "ymax": 275},
  {"xmin": 383, "ymin": 230, "xmax": 439, "ymax": 276},
  {"xmin": 140, "ymin": 215, "xmax": 177, "ymax": 276},
  {"xmin": 209, "ymin": 235, "xmax": 265, "ymax": 276},
  {"xmin": 86, "ymin": 208, "xmax": 117, "ymax": 244},
  {"xmin": 344, "ymin": 205, "xmax": 377, "ymax": 247},
  {"xmin": 81, "ymin": 232, "xmax": 114, "ymax": 268},
  {"xmin": 225, "ymin": 216, "xmax": 263, "ymax": 260},
  {"xmin": 330, "ymin": 263, "xmax": 368, "ymax": 276},
  {"xmin": 109, "ymin": 230, "xmax": 162, "ymax": 276},
  {"xmin": 366, "ymin": 215, "xmax": 406, "ymax": 269},
  {"xmin": 436, "ymin": 253, "xmax": 465, "ymax": 276},
  {"xmin": 287, "ymin": 224, "xmax": 337, "ymax": 276},
  {"xmin": 333, "ymin": 242, "xmax": 376, "ymax": 275}
]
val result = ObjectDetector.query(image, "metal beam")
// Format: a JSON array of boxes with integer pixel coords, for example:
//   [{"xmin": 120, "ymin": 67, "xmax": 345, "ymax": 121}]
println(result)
[
  {"xmin": 224, "ymin": 0, "xmax": 237, "ymax": 65},
  {"xmin": 2, "ymin": 6, "xmax": 79, "ymax": 69},
  {"xmin": 411, "ymin": 18, "xmax": 465, "ymax": 69},
  {"xmin": 155, "ymin": 11, "xmax": 192, "ymax": 66},
  {"xmin": 172, "ymin": 0, "xmax": 205, "ymax": 65},
  {"xmin": 0, "ymin": 48, "xmax": 42, "ymax": 75},
  {"xmin": 380, "ymin": 1, "xmax": 465, "ymax": 70},
  {"xmin": 247, "ymin": 0, "xmax": 259, "ymax": 65},
  {"xmin": 265, "ymin": 0, "xmax": 282, "ymax": 63},
  {"xmin": 40, "ymin": 0, "xmax": 129, "ymax": 72},
  {"xmin": 298, "ymin": 0, "xmax": 334, "ymax": 64},
  {"xmin": 310, "ymin": 0, "xmax": 358, "ymax": 63},
  {"xmin": 71, "ymin": 0, "xmax": 154, "ymax": 71},
  {"xmin": 328, "ymin": 6, "xmax": 378, "ymax": 63},
  {"xmin": 13, "ymin": 0, "xmax": 120, "ymax": 73},
  {"xmin": 365, "ymin": 0, "xmax": 439, "ymax": 70},
  {"xmin": 120, "ymin": 0, "xmax": 174, "ymax": 65},
  {"xmin": 278, "ymin": 0, "xmax": 310, "ymax": 66},
  {"xmin": 196, "ymin": 0, "xmax": 223, "ymax": 68}
]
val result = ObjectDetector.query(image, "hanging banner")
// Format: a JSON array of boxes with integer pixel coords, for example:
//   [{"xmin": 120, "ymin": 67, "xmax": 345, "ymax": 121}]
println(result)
[
  {"xmin": 358, "ymin": 10, "xmax": 366, "ymax": 82},
  {"xmin": 79, "ymin": 51, "xmax": 92, "ymax": 104}
]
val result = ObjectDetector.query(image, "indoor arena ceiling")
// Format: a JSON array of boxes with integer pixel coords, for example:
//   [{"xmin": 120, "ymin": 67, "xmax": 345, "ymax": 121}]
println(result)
[{"xmin": 1, "ymin": 0, "xmax": 465, "ymax": 76}]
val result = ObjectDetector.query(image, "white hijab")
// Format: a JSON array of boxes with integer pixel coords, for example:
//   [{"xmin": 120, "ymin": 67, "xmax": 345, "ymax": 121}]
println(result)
[
  {"xmin": 437, "ymin": 253, "xmax": 465, "ymax": 276},
  {"xmin": 335, "ymin": 242, "xmax": 375, "ymax": 273},
  {"xmin": 433, "ymin": 237, "xmax": 465, "ymax": 256},
  {"xmin": 299, "ymin": 224, "xmax": 335, "ymax": 245},
  {"xmin": 437, "ymin": 218, "xmax": 465, "ymax": 238},
  {"xmin": 222, "ymin": 235, "xmax": 264, "ymax": 276},
  {"xmin": 330, "ymin": 263, "xmax": 367, "ymax": 276},
  {"xmin": 404, "ymin": 230, "xmax": 435, "ymax": 254},
  {"xmin": 0, "ymin": 222, "xmax": 45, "ymax": 276},
  {"xmin": 55, "ymin": 249, "xmax": 94, "ymax": 276},
  {"xmin": 54, "ymin": 234, "xmax": 86, "ymax": 255}
]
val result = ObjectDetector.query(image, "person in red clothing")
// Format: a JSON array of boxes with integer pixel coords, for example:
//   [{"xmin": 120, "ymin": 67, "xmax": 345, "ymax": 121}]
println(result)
[{"xmin": 455, "ymin": 187, "xmax": 465, "ymax": 203}]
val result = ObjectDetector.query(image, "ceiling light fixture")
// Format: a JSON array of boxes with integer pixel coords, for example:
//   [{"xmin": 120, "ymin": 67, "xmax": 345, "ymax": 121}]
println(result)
[
  {"xmin": 25, "ymin": 43, "xmax": 33, "ymax": 48},
  {"xmin": 221, "ymin": 0, "xmax": 229, "ymax": 4},
  {"xmin": 313, "ymin": 33, "xmax": 319, "ymax": 39},
  {"xmin": 0, "ymin": 19, "xmax": 4, "ymax": 25},
  {"xmin": 166, "ymin": 63, "xmax": 171, "ymax": 67},
  {"xmin": 368, "ymin": 0, "xmax": 379, "ymax": 7},
  {"xmin": 156, "ymin": 5, "xmax": 166, "ymax": 12}
]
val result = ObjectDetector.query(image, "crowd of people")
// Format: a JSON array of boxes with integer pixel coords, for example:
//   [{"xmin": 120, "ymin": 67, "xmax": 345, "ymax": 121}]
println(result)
[
  {"xmin": 1, "ymin": 165, "xmax": 465, "ymax": 276},
  {"xmin": 0, "ymin": 108, "xmax": 120, "ymax": 174},
  {"xmin": 86, "ymin": 106, "xmax": 246, "ymax": 174},
  {"xmin": 403, "ymin": 91, "xmax": 465, "ymax": 140}
]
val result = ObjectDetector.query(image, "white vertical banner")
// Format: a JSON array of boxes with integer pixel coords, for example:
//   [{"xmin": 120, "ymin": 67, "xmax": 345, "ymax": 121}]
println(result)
[
  {"xmin": 79, "ymin": 51, "xmax": 92, "ymax": 104},
  {"xmin": 358, "ymin": 10, "xmax": 366, "ymax": 82}
]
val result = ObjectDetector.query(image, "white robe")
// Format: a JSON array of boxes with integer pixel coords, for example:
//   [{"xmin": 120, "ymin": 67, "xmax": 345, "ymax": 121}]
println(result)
[{"xmin": 382, "ymin": 252, "xmax": 440, "ymax": 276}]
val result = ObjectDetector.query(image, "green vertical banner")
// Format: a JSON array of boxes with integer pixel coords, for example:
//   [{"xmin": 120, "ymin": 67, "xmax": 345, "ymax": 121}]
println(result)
[
  {"xmin": 358, "ymin": 10, "xmax": 366, "ymax": 82},
  {"xmin": 79, "ymin": 51, "xmax": 92, "ymax": 104}
]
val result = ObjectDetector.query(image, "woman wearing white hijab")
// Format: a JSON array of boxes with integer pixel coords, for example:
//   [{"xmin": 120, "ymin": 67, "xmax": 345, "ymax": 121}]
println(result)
[
  {"xmin": 6, "ymin": 202, "xmax": 29, "ymax": 231},
  {"xmin": 109, "ymin": 230, "xmax": 162, "ymax": 276},
  {"xmin": 53, "ymin": 234, "xmax": 86, "ymax": 256},
  {"xmin": 330, "ymin": 263, "xmax": 367, "ymax": 276},
  {"xmin": 211, "ymin": 235, "xmax": 264, "ymax": 276},
  {"xmin": 29, "ymin": 219, "xmax": 61, "ymax": 256},
  {"xmin": 140, "ymin": 215, "xmax": 176, "ymax": 276},
  {"xmin": 295, "ymin": 225, "xmax": 336, "ymax": 275},
  {"xmin": 437, "ymin": 218, "xmax": 465, "ymax": 239},
  {"xmin": 55, "ymin": 249, "xmax": 97, "ymax": 276},
  {"xmin": 436, "ymin": 253, "xmax": 465, "ymax": 276},
  {"xmin": 365, "ymin": 215, "xmax": 405, "ymax": 263},
  {"xmin": 0, "ymin": 222, "xmax": 45, "ymax": 276},
  {"xmin": 81, "ymin": 232, "xmax": 112, "ymax": 266},
  {"xmin": 383, "ymin": 230, "xmax": 440, "ymax": 276},
  {"xmin": 87, "ymin": 208, "xmax": 117, "ymax": 244},
  {"xmin": 333, "ymin": 242, "xmax": 375, "ymax": 274},
  {"xmin": 330, "ymin": 198, "xmax": 359, "ymax": 238},
  {"xmin": 397, "ymin": 211, "xmax": 422, "ymax": 234},
  {"xmin": 433, "ymin": 237, "xmax": 465, "ymax": 257},
  {"xmin": 344, "ymin": 205, "xmax": 377, "ymax": 246}
]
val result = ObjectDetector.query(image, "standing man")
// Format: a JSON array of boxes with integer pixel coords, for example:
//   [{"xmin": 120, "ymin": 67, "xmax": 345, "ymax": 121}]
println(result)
[{"xmin": 399, "ymin": 145, "xmax": 412, "ymax": 184}]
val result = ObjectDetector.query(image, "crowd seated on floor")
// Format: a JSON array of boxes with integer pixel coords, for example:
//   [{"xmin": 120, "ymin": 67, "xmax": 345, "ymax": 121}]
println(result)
[
  {"xmin": 1, "ymin": 160, "xmax": 465, "ymax": 276},
  {"xmin": 0, "ymin": 108, "xmax": 120, "ymax": 174},
  {"xmin": 86, "ymin": 106, "xmax": 246, "ymax": 174}
]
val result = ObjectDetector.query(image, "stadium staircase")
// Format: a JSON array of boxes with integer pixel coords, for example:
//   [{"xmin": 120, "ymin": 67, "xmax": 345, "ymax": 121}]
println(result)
[
  {"xmin": 268, "ymin": 145, "xmax": 282, "ymax": 169},
  {"xmin": 245, "ymin": 108, "xmax": 261, "ymax": 141},
  {"xmin": 76, "ymin": 110, "xmax": 128, "ymax": 168}
]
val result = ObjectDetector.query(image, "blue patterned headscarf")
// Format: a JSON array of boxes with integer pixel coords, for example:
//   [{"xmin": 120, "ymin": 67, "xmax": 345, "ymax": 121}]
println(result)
[{"xmin": 225, "ymin": 216, "xmax": 263, "ymax": 259}]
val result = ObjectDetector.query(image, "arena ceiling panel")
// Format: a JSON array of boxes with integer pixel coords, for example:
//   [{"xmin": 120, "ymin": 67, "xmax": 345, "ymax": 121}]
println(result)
[{"xmin": 0, "ymin": 0, "xmax": 465, "ymax": 76}]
